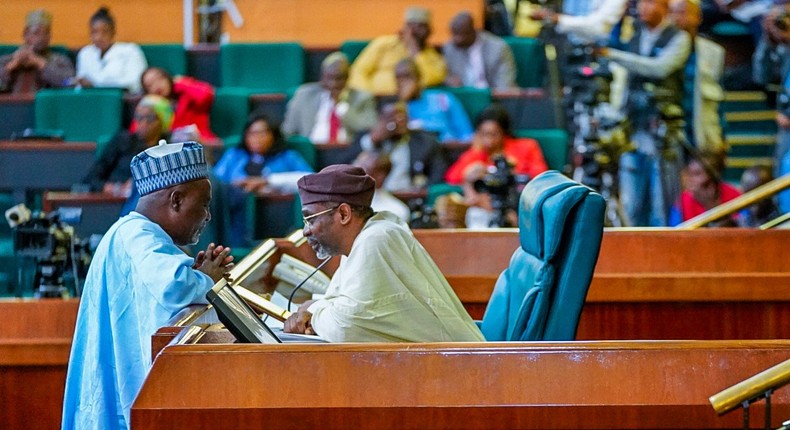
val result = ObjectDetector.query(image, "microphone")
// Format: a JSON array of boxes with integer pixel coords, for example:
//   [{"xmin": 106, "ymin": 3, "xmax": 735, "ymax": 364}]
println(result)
[{"xmin": 287, "ymin": 256, "xmax": 333, "ymax": 311}]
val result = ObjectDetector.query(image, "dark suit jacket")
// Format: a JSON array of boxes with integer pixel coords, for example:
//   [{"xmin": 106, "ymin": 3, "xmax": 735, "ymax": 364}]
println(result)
[{"xmin": 344, "ymin": 130, "xmax": 448, "ymax": 190}]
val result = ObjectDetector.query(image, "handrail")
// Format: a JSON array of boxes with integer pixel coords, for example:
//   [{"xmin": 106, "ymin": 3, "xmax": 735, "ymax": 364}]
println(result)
[
  {"xmin": 761, "ymin": 211, "xmax": 790, "ymax": 230},
  {"xmin": 676, "ymin": 174, "xmax": 790, "ymax": 229},
  {"xmin": 710, "ymin": 358, "xmax": 790, "ymax": 415}
]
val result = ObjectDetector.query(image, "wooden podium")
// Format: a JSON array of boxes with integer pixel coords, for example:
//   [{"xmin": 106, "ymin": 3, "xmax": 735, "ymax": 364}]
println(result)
[{"xmin": 133, "ymin": 340, "xmax": 790, "ymax": 430}]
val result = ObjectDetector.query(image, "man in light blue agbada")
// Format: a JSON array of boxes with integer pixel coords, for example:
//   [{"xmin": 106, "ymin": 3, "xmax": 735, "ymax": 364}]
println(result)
[{"xmin": 62, "ymin": 141, "xmax": 234, "ymax": 430}]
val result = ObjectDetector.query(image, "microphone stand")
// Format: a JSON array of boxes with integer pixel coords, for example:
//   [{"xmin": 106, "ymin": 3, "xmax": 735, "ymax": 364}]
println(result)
[{"xmin": 287, "ymin": 256, "xmax": 333, "ymax": 311}]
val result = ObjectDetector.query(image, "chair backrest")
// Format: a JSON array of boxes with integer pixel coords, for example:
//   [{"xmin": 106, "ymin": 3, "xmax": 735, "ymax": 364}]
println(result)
[
  {"xmin": 285, "ymin": 135, "xmax": 317, "ymax": 170},
  {"xmin": 140, "ymin": 44, "xmax": 187, "ymax": 76},
  {"xmin": 480, "ymin": 170, "xmax": 605, "ymax": 341},
  {"xmin": 210, "ymin": 87, "xmax": 252, "ymax": 147},
  {"xmin": 441, "ymin": 86, "xmax": 492, "ymax": 124},
  {"xmin": 339, "ymin": 39, "xmax": 370, "ymax": 64},
  {"xmin": 514, "ymin": 128, "xmax": 569, "ymax": 172},
  {"xmin": 34, "ymin": 89, "xmax": 123, "ymax": 142},
  {"xmin": 220, "ymin": 43, "xmax": 305, "ymax": 93},
  {"xmin": 503, "ymin": 37, "xmax": 546, "ymax": 88}
]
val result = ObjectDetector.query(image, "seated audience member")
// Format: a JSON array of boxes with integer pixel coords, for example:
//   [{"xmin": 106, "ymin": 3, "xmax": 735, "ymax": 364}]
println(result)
[
  {"xmin": 139, "ymin": 67, "xmax": 217, "ymax": 141},
  {"xmin": 738, "ymin": 165, "xmax": 780, "ymax": 227},
  {"xmin": 668, "ymin": 151, "xmax": 741, "ymax": 226},
  {"xmin": 282, "ymin": 52, "xmax": 377, "ymax": 144},
  {"xmin": 353, "ymin": 151, "xmax": 411, "ymax": 223},
  {"xmin": 445, "ymin": 105, "xmax": 547, "ymax": 228},
  {"xmin": 62, "ymin": 141, "xmax": 234, "ymax": 430},
  {"xmin": 445, "ymin": 104, "xmax": 548, "ymax": 185},
  {"xmin": 283, "ymin": 164, "xmax": 485, "ymax": 342},
  {"xmin": 80, "ymin": 95, "xmax": 173, "ymax": 196},
  {"xmin": 396, "ymin": 57, "xmax": 474, "ymax": 143},
  {"xmin": 443, "ymin": 11, "xmax": 517, "ymax": 90},
  {"xmin": 352, "ymin": 102, "xmax": 449, "ymax": 192},
  {"xmin": 348, "ymin": 6, "xmax": 447, "ymax": 96},
  {"xmin": 0, "ymin": 9, "xmax": 74, "ymax": 94},
  {"xmin": 75, "ymin": 7, "xmax": 147, "ymax": 93},
  {"xmin": 213, "ymin": 113, "xmax": 314, "ymax": 246}
]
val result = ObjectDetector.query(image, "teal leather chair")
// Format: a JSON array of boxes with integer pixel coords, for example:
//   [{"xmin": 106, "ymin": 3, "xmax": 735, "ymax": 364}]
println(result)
[
  {"xmin": 210, "ymin": 87, "xmax": 252, "ymax": 148},
  {"xmin": 339, "ymin": 39, "xmax": 369, "ymax": 63},
  {"xmin": 35, "ymin": 89, "xmax": 123, "ymax": 142},
  {"xmin": 479, "ymin": 170, "xmax": 605, "ymax": 341},
  {"xmin": 503, "ymin": 37, "xmax": 546, "ymax": 88},
  {"xmin": 514, "ymin": 128, "xmax": 570, "ymax": 172},
  {"xmin": 140, "ymin": 44, "xmax": 187, "ymax": 76},
  {"xmin": 220, "ymin": 43, "xmax": 305, "ymax": 93}
]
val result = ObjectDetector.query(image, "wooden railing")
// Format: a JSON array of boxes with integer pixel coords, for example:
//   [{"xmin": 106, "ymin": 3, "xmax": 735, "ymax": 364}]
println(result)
[{"xmin": 676, "ymin": 174, "xmax": 790, "ymax": 229}]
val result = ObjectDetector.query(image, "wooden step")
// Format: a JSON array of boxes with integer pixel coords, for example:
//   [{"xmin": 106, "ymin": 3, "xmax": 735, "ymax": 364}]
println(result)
[
  {"xmin": 724, "ymin": 91, "xmax": 767, "ymax": 102},
  {"xmin": 724, "ymin": 110, "xmax": 777, "ymax": 122},
  {"xmin": 726, "ymin": 134, "xmax": 777, "ymax": 146},
  {"xmin": 725, "ymin": 156, "xmax": 774, "ymax": 168}
]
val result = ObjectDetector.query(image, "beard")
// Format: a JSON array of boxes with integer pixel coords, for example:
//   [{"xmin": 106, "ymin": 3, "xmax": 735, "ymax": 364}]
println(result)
[{"xmin": 308, "ymin": 237, "xmax": 335, "ymax": 260}]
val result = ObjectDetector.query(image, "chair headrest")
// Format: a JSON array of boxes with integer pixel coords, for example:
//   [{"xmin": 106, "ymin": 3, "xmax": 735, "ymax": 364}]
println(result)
[{"xmin": 519, "ymin": 171, "xmax": 590, "ymax": 260}]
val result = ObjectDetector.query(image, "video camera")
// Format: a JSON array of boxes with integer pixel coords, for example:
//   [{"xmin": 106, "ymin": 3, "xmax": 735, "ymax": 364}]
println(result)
[
  {"xmin": 5, "ymin": 204, "xmax": 92, "ymax": 298},
  {"xmin": 473, "ymin": 155, "xmax": 529, "ymax": 227}
]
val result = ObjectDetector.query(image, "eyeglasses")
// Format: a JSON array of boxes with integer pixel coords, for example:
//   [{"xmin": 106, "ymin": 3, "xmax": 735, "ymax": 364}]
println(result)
[{"xmin": 302, "ymin": 206, "xmax": 338, "ymax": 227}]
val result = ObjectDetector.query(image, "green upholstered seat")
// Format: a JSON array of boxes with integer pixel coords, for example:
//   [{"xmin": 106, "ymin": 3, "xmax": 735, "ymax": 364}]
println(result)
[
  {"xmin": 210, "ymin": 87, "xmax": 252, "ymax": 148},
  {"xmin": 514, "ymin": 128, "xmax": 569, "ymax": 172},
  {"xmin": 286, "ymin": 135, "xmax": 317, "ymax": 170},
  {"xmin": 220, "ymin": 43, "xmax": 305, "ymax": 93},
  {"xmin": 503, "ymin": 37, "xmax": 546, "ymax": 88},
  {"xmin": 340, "ymin": 39, "xmax": 370, "ymax": 63},
  {"xmin": 426, "ymin": 183, "xmax": 464, "ymax": 206},
  {"xmin": 441, "ymin": 86, "xmax": 492, "ymax": 124},
  {"xmin": 480, "ymin": 171, "xmax": 605, "ymax": 341},
  {"xmin": 140, "ymin": 44, "xmax": 187, "ymax": 76},
  {"xmin": 34, "ymin": 88, "xmax": 123, "ymax": 142}
]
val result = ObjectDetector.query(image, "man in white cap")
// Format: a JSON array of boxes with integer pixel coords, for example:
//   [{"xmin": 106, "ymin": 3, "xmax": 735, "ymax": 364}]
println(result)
[
  {"xmin": 0, "ymin": 8, "xmax": 74, "ymax": 94},
  {"xmin": 284, "ymin": 164, "xmax": 484, "ymax": 342},
  {"xmin": 62, "ymin": 141, "xmax": 234, "ymax": 430},
  {"xmin": 348, "ymin": 6, "xmax": 447, "ymax": 96}
]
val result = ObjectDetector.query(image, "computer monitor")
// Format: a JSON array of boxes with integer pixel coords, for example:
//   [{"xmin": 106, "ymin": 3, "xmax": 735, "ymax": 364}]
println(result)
[{"xmin": 206, "ymin": 282, "xmax": 281, "ymax": 344}]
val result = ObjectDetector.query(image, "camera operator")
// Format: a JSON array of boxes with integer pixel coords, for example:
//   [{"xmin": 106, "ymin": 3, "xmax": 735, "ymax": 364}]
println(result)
[
  {"xmin": 752, "ymin": 1, "xmax": 790, "ymax": 88},
  {"xmin": 670, "ymin": 0, "xmax": 726, "ymax": 153},
  {"xmin": 531, "ymin": 0, "xmax": 629, "ymax": 43},
  {"xmin": 597, "ymin": 0, "xmax": 692, "ymax": 226},
  {"xmin": 444, "ymin": 104, "xmax": 548, "ymax": 227},
  {"xmin": 775, "ymin": 76, "xmax": 790, "ymax": 212}
]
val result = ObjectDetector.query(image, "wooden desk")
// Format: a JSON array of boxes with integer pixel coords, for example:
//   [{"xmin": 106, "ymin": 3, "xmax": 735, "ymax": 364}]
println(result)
[
  {"xmin": 413, "ymin": 228, "xmax": 790, "ymax": 339},
  {"xmin": 42, "ymin": 191, "xmax": 128, "ymax": 238},
  {"xmin": 0, "ymin": 298, "xmax": 79, "ymax": 430},
  {"xmin": 0, "ymin": 140, "xmax": 95, "ymax": 204},
  {"xmin": 133, "ymin": 339, "xmax": 790, "ymax": 430}
]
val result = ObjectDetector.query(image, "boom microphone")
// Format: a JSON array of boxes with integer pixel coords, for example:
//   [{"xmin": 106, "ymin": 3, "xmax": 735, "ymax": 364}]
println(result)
[{"xmin": 287, "ymin": 256, "xmax": 333, "ymax": 311}]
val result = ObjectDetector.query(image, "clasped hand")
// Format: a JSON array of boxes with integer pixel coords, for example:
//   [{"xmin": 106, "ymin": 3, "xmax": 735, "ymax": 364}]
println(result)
[{"xmin": 193, "ymin": 242, "xmax": 235, "ymax": 283}]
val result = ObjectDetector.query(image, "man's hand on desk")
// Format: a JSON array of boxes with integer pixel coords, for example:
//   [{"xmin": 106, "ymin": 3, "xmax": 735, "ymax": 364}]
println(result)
[{"xmin": 284, "ymin": 300, "xmax": 317, "ymax": 335}]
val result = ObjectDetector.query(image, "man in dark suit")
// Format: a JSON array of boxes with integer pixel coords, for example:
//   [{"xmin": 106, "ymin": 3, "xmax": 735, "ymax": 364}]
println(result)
[
  {"xmin": 442, "ymin": 11, "xmax": 517, "ymax": 90},
  {"xmin": 349, "ymin": 102, "xmax": 448, "ymax": 192},
  {"xmin": 282, "ymin": 52, "xmax": 378, "ymax": 144}
]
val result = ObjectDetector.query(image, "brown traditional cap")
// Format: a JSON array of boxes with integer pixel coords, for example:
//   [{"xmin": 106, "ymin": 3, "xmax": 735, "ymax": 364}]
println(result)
[
  {"xmin": 297, "ymin": 164, "xmax": 375, "ymax": 207},
  {"xmin": 404, "ymin": 6, "xmax": 431, "ymax": 24}
]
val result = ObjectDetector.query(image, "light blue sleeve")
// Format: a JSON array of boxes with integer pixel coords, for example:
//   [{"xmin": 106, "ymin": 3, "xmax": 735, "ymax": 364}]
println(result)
[
  {"xmin": 122, "ymin": 222, "xmax": 214, "ymax": 313},
  {"xmin": 445, "ymin": 92, "xmax": 475, "ymax": 142}
]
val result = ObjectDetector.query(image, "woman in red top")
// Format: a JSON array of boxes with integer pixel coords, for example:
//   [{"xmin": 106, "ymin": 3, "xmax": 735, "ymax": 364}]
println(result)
[
  {"xmin": 445, "ymin": 104, "xmax": 548, "ymax": 185},
  {"xmin": 668, "ymin": 151, "xmax": 741, "ymax": 226},
  {"xmin": 138, "ymin": 66, "xmax": 217, "ymax": 141}
]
